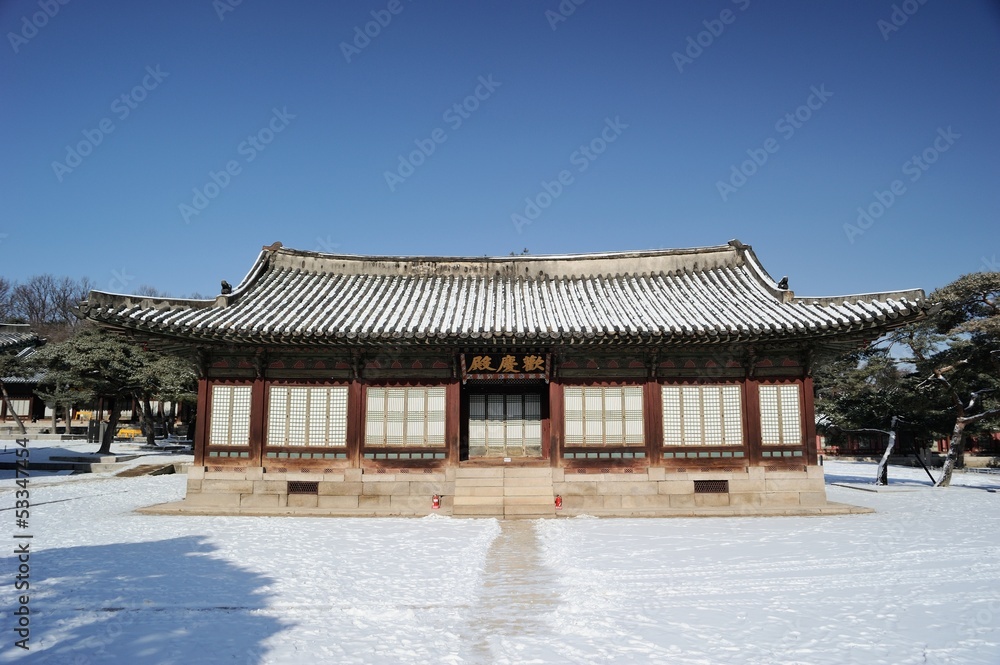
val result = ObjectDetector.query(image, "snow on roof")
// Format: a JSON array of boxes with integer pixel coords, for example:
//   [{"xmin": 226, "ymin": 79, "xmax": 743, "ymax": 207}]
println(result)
[
  {"xmin": 0, "ymin": 324, "xmax": 39, "ymax": 351},
  {"xmin": 79, "ymin": 239, "xmax": 928, "ymax": 347}
]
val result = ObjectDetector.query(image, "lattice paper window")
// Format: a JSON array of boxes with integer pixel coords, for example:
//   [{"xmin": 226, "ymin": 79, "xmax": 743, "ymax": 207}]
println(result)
[
  {"xmin": 5, "ymin": 399, "xmax": 30, "ymax": 417},
  {"xmin": 469, "ymin": 393, "xmax": 542, "ymax": 456},
  {"xmin": 759, "ymin": 384, "xmax": 802, "ymax": 446},
  {"xmin": 209, "ymin": 385, "xmax": 251, "ymax": 446},
  {"xmin": 365, "ymin": 386, "xmax": 446, "ymax": 447},
  {"xmin": 564, "ymin": 386, "xmax": 644, "ymax": 447},
  {"xmin": 662, "ymin": 385, "xmax": 742, "ymax": 446},
  {"xmin": 268, "ymin": 386, "xmax": 348, "ymax": 447}
]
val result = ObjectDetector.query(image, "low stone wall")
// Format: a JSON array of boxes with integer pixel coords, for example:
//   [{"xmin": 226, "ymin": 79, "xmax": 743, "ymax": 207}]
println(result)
[
  {"xmin": 553, "ymin": 466, "xmax": 827, "ymax": 517},
  {"xmin": 185, "ymin": 467, "xmax": 456, "ymax": 516}
]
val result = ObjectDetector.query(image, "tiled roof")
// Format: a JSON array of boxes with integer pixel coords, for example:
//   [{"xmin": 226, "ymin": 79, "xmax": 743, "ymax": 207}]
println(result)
[
  {"xmin": 1, "ymin": 348, "xmax": 41, "ymax": 384},
  {"xmin": 79, "ymin": 240, "xmax": 928, "ymax": 348},
  {"xmin": 0, "ymin": 324, "xmax": 38, "ymax": 351}
]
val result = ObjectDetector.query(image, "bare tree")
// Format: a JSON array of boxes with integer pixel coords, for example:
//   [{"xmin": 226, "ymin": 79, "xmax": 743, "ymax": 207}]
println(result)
[
  {"xmin": 0, "ymin": 277, "xmax": 12, "ymax": 322},
  {"xmin": 6, "ymin": 275, "xmax": 95, "ymax": 341},
  {"xmin": 134, "ymin": 284, "xmax": 167, "ymax": 297},
  {"xmin": 53, "ymin": 275, "xmax": 94, "ymax": 331},
  {"xmin": 10, "ymin": 274, "xmax": 57, "ymax": 325}
]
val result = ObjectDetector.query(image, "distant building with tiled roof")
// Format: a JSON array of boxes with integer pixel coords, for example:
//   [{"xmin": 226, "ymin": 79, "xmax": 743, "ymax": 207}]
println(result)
[{"xmin": 0, "ymin": 324, "xmax": 42, "ymax": 424}]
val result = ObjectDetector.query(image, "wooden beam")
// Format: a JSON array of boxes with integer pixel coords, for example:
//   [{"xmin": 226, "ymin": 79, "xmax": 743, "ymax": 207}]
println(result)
[
  {"xmin": 744, "ymin": 378, "xmax": 762, "ymax": 465},
  {"xmin": 548, "ymin": 380, "xmax": 564, "ymax": 467},
  {"xmin": 644, "ymin": 379, "xmax": 663, "ymax": 465},
  {"xmin": 193, "ymin": 376, "xmax": 209, "ymax": 465},
  {"xmin": 802, "ymin": 376, "xmax": 819, "ymax": 466},
  {"xmin": 249, "ymin": 378, "xmax": 266, "ymax": 466}
]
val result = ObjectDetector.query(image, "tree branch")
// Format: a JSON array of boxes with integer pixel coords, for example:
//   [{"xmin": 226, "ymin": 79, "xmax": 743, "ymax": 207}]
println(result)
[{"xmin": 959, "ymin": 407, "xmax": 1000, "ymax": 426}]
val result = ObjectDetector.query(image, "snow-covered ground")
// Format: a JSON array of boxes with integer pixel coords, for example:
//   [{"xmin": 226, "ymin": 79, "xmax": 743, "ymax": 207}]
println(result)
[{"xmin": 1, "ymin": 439, "xmax": 998, "ymax": 664}]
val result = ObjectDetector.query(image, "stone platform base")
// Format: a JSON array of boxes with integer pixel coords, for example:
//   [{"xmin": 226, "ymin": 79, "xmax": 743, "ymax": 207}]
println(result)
[
  {"xmin": 137, "ymin": 499, "xmax": 872, "ymax": 518},
  {"xmin": 137, "ymin": 464, "xmax": 873, "ymax": 518}
]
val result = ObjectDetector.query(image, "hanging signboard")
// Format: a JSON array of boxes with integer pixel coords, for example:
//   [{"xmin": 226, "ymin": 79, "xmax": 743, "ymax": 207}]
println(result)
[{"xmin": 460, "ymin": 353, "xmax": 550, "ymax": 384}]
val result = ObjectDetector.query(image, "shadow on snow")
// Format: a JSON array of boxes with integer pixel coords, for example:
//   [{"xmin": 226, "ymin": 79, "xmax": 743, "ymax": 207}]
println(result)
[{"xmin": 1, "ymin": 535, "xmax": 287, "ymax": 664}]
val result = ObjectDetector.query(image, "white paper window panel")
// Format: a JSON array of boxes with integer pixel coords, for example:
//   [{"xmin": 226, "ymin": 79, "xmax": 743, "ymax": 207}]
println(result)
[
  {"xmin": 662, "ymin": 385, "xmax": 742, "ymax": 446},
  {"xmin": 209, "ymin": 385, "xmax": 251, "ymax": 446},
  {"xmin": 468, "ymin": 393, "xmax": 542, "ymax": 451},
  {"xmin": 268, "ymin": 387, "xmax": 348, "ymax": 447},
  {"xmin": 365, "ymin": 386, "xmax": 445, "ymax": 446},
  {"xmin": 7, "ymin": 399, "xmax": 30, "ymax": 416},
  {"xmin": 563, "ymin": 386, "xmax": 644, "ymax": 446},
  {"xmin": 469, "ymin": 395, "xmax": 486, "ymax": 447},
  {"xmin": 759, "ymin": 384, "xmax": 801, "ymax": 445}
]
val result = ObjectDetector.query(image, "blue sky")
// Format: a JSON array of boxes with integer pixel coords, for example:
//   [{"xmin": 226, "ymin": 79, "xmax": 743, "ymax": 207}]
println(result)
[{"xmin": 2, "ymin": 0, "xmax": 998, "ymax": 301}]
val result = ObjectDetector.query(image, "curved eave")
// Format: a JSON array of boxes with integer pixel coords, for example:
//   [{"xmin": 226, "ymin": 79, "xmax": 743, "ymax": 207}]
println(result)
[{"xmin": 84, "ymin": 305, "xmax": 927, "ymax": 349}]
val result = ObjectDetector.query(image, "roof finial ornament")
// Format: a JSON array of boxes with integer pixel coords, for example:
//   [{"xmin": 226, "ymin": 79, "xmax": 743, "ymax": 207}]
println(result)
[
  {"xmin": 777, "ymin": 276, "xmax": 789, "ymax": 290},
  {"xmin": 263, "ymin": 241, "xmax": 283, "ymax": 252},
  {"xmin": 220, "ymin": 280, "xmax": 232, "ymax": 295}
]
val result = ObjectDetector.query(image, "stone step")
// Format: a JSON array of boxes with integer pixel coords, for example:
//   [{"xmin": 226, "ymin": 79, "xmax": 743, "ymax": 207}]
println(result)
[
  {"xmin": 502, "ymin": 476, "xmax": 556, "ymax": 487},
  {"xmin": 454, "ymin": 468, "xmax": 505, "ymax": 479},
  {"xmin": 502, "ymin": 468, "xmax": 555, "ymax": 478},
  {"xmin": 503, "ymin": 485, "xmax": 554, "ymax": 497},
  {"xmin": 455, "ymin": 477, "xmax": 504, "ymax": 488},
  {"xmin": 503, "ymin": 496, "xmax": 556, "ymax": 506},
  {"xmin": 453, "ymin": 495, "xmax": 504, "ymax": 507}
]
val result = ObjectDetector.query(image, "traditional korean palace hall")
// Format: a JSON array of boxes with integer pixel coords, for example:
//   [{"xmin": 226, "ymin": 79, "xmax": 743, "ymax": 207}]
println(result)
[{"xmin": 81, "ymin": 240, "xmax": 927, "ymax": 517}]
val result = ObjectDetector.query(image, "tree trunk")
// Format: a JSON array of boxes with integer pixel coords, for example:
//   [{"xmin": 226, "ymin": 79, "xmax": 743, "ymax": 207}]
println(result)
[
  {"xmin": 0, "ymin": 379, "xmax": 26, "ymax": 436},
  {"xmin": 935, "ymin": 422, "xmax": 967, "ymax": 487},
  {"xmin": 142, "ymin": 394, "xmax": 156, "ymax": 446},
  {"xmin": 97, "ymin": 396, "xmax": 119, "ymax": 455},
  {"xmin": 168, "ymin": 401, "xmax": 176, "ymax": 436},
  {"xmin": 134, "ymin": 392, "xmax": 149, "ymax": 444},
  {"xmin": 875, "ymin": 417, "xmax": 899, "ymax": 486}
]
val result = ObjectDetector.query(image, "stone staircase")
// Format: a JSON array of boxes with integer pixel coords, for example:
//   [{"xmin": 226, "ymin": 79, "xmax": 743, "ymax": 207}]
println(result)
[{"xmin": 452, "ymin": 467, "xmax": 556, "ymax": 519}]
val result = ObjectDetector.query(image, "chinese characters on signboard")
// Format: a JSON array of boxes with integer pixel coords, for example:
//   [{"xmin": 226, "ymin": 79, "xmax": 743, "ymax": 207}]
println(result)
[{"xmin": 461, "ymin": 353, "xmax": 549, "ymax": 383}]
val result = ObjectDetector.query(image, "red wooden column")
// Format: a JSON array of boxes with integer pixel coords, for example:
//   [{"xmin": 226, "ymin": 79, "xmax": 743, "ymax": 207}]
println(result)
[
  {"xmin": 345, "ymin": 380, "xmax": 364, "ymax": 467},
  {"xmin": 446, "ymin": 380, "xmax": 461, "ymax": 466},
  {"xmin": 193, "ymin": 377, "xmax": 210, "ymax": 466},
  {"xmin": 801, "ymin": 376, "xmax": 819, "ymax": 465},
  {"xmin": 548, "ymin": 380, "xmax": 564, "ymax": 467},
  {"xmin": 743, "ymin": 378, "xmax": 762, "ymax": 465},
  {"xmin": 644, "ymin": 379, "xmax": 663, "ymax": 465},
  {"xmin": 248, "ymin": 378, "xmax": 266, "ymax": 466}
]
